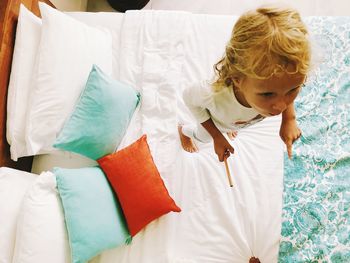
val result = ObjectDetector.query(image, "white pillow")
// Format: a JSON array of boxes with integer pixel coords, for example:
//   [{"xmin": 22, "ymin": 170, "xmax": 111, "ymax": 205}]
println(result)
[
  {"xmin": 11, "ymin": 172, "xmax": 70, "ymax": 263},
  {"xmin": 26, "ymin": 2, "xmax": 113, "ymax": 155},
  {"xmin": 6, "ymin": 4, "xmax": 41, "ymax": 161},
  {"xmin": 0, "ymin": 167, "xmax": 37, "ymax": 263},
  {"xmin": 11, "ymin": 171, "xmax": 100, "ymax": 263}
]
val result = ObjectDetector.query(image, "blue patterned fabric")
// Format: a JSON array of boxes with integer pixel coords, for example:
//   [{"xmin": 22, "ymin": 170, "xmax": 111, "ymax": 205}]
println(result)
[{"xmin": 278, "ymin": 17, "xmax": 350, "ymax": 262}]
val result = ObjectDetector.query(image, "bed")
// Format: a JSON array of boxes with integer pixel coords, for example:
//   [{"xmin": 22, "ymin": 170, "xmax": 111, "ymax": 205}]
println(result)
[{"xmin": 0, "ymin": 1, "xmax": 349, "ymax": 263}]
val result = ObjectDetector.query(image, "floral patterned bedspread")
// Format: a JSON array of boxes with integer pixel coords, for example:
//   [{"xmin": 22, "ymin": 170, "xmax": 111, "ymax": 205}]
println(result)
[{"xmin": 278, "ymin": 17, "xmax": 350, "ymax": 262}]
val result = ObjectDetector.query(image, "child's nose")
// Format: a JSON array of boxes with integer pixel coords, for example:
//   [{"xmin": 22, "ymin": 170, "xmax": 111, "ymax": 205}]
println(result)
[{"xmin": 272, "ymin": 100, "xmax": 287, "ymax": 113}]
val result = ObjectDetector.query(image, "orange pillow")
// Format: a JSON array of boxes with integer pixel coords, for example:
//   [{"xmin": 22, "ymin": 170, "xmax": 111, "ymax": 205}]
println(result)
[{"xmin": 98, "ymin": 135, "xmax": 181, "ymax": 236}]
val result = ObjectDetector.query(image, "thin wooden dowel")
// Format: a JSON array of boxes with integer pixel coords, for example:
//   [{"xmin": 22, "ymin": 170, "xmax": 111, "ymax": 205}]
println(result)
[{"xmin": 224, "ymin": 158, "xmax": 233, "ymax": 187}]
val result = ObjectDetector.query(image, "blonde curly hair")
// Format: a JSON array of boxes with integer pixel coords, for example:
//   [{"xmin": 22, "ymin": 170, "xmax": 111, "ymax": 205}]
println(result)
[{"xmin": 213, "ymin": 5, "xmax": 311, "ymax": 91}]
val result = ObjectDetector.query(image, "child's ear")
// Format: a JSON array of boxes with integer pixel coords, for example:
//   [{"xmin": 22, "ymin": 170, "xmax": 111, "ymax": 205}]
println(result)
[{"xmin": 232, "ymin": 77, "xmax": 243, "ymax": 89}]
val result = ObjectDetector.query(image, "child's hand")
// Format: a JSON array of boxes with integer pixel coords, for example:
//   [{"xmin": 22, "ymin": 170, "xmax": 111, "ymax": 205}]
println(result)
[
  {"xmin": 279, "ymin": 118, "xmax": 302, "ymax": 159},
  {"xmin": 213, "ymin": 134, "xmax": 234, "ymax": 162}
]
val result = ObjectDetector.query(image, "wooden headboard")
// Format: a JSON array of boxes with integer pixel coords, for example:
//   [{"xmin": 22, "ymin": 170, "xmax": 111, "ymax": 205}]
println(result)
[{"xmin": 0, "ymin": 0, "xmax": 55, "ymax": 171}]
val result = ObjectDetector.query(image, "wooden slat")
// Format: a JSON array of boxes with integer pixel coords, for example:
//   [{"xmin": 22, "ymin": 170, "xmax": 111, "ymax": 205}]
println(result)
[{"xmin": 0, "ymin": 0, "xmax": 55, "ymax": 171}]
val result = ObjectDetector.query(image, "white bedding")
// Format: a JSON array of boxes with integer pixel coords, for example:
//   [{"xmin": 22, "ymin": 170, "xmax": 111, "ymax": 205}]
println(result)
[
  {"xmin": 0, "ymin": 168, "xmax": 37, "ymax": 263},
  {"xmin": 7, "ymin": 10, "xmax": 284, "ymax": 263}
]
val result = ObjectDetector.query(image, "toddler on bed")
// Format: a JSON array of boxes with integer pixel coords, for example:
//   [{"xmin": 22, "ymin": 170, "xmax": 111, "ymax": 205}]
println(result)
[{"xmin": 179, "ymin": 5, "xmax": 311, "ymax": 162}]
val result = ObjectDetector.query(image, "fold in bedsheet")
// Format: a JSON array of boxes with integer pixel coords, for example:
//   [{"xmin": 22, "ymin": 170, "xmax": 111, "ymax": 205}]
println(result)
[
  {"xmin": 97, "ymin": 10, "xmax": 284, "ymax": 263},
  {"xmin": 279, "ymin": 17, "xmax": 350, "ymax": 262}
]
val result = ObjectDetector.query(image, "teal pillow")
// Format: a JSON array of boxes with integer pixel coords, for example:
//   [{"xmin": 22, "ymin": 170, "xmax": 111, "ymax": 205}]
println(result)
[
  {"xmin": 54, "ymin": 167, "xmax": 131, "ymax": 263},
  {"xmin": 53, "ymin": 64, "xmax": 140, "ymax": 160}
]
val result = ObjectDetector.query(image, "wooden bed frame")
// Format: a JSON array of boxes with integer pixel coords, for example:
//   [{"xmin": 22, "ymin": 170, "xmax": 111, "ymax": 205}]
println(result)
[{"xmin": 0, "ymin": 0, "xmax": 55, "ymax": 171}]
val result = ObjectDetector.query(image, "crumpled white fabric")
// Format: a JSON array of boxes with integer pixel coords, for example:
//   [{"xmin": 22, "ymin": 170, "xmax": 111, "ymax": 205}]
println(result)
[
  {"xmin": 99, "ymin": 10, "xmax": 284, "ymax": 263},
  {"xmin": 27, "ymin": 10, "xmax": 284, "ymax": 263}
]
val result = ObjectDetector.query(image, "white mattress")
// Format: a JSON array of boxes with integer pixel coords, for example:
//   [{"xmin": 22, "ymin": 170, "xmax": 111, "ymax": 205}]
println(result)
[{"xmin": 30, "ymin": 10, "xmax": 284, "ymax": 262}]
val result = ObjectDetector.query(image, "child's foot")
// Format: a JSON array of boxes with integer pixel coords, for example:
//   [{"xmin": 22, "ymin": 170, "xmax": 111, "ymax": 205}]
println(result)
[
  {"xmin": 227, "ymin": 130, "xmax": 238, "ymax": 140},
  {"xmin": 178, "ymin": 125, "xmax": 198, "ymax": 153}
]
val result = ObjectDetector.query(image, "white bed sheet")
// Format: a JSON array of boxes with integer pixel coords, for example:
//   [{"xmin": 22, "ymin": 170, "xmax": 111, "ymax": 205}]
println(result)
[{"xmin": 30, "ymin": 10, "xmax": 284, "ymax": 262}]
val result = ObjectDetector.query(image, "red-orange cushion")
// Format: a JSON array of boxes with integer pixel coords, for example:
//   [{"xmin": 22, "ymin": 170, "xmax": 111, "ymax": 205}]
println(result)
[{"xmin": 98, "ymin": 135, "xmax": 181, "ymax": 236}]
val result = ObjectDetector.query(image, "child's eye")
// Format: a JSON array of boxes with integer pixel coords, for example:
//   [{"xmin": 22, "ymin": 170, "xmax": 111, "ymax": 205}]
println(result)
[
  {"xmin": 289, "ymin": 86, "xmax": 301, "ymax": 94},
  {"xmin": 259, "ymin": 92, "xmax": 274, "ymax": 97}
]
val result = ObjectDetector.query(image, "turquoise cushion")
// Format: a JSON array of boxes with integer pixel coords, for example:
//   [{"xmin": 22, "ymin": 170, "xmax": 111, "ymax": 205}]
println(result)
[
  {"xmin": 55, "ymin": 167, "xmax": 131, "ymax": 263},
  {"xmin": 53, "ymin": 64, "xmax": 140, "ymax": 160}
]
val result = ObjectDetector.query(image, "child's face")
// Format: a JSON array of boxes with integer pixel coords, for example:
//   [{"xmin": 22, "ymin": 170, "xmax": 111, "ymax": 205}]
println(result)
[{"xmin": 234, "ymin": 73, "xmax": 306, "ymax": 117}]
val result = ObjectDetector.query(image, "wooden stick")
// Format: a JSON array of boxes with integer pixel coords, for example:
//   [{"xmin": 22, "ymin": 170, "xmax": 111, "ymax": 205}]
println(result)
[{"xmin": 224, "ymin": 158, "xmax": 233, "ymax": 187}]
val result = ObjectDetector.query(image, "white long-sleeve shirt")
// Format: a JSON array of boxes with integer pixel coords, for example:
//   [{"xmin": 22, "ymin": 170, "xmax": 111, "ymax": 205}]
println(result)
[{"xmin": 183, "ymin": 80, "xmax": 264, "ymax": 131}]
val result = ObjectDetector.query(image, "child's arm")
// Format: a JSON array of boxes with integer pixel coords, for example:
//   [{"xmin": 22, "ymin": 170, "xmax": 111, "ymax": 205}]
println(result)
[
  {"xmin": 280, "ymin": 103, "xmax": 302, "ymax": 159},
  {"xmin": 201, "ymin": 118, "xmax": 234, "ymax": 162}
]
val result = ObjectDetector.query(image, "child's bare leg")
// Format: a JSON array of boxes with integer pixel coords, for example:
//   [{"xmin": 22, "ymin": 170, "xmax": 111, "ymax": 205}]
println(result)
[
  {"xmin": 227, "ymin": 130, "xmax": 238, "ymax": 140},
  {"xmin": 178, "ymin": 125, "xmax": 199, "ymax": 153}
]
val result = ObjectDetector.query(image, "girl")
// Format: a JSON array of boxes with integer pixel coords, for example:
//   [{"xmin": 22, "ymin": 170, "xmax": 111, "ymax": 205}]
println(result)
[{"xmin": 179, "ymin": 5, "xmax": 310, "ymax": 162}]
